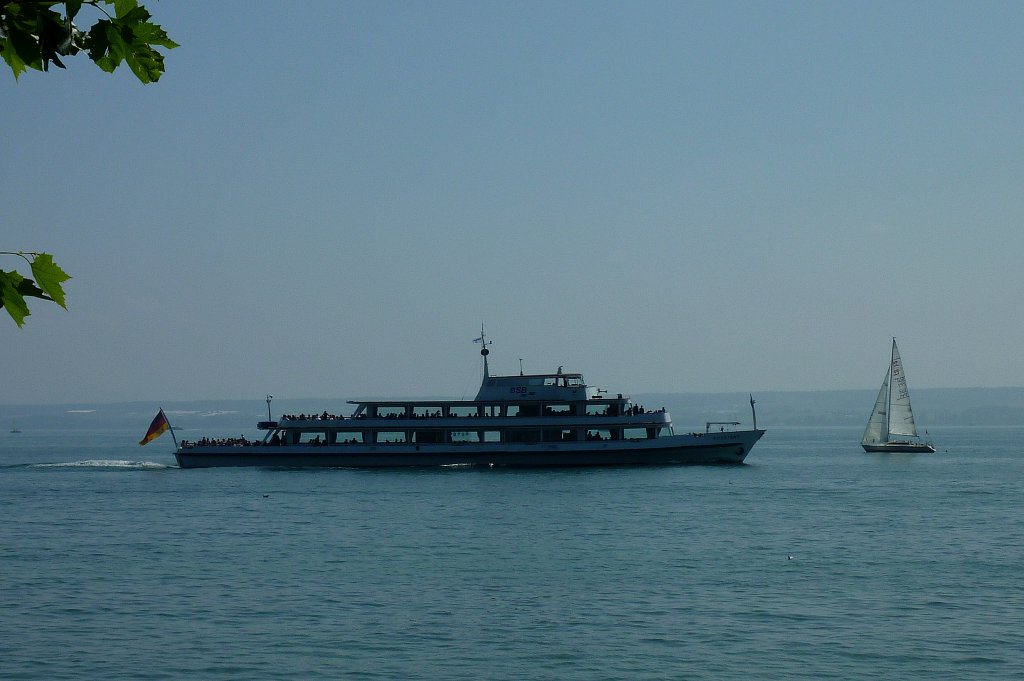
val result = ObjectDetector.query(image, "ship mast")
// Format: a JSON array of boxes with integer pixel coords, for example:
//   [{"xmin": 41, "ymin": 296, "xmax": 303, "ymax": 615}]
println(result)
[{"xmin": 476, "ymin": 325, "xmax": 492, "ymax": 378}]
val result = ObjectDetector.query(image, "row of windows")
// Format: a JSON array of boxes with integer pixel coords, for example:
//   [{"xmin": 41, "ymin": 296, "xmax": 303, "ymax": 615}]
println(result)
[
  {"xmin": 356, "ymin": 402, "xmax": 644, "ymax": 418},
  {"xmin": 279, "ymin": 426, "xmax": 674, "ymax": 445},
  {"xmin": 488, "ymin": 376, "xmax": 585, "ymax": 388}
]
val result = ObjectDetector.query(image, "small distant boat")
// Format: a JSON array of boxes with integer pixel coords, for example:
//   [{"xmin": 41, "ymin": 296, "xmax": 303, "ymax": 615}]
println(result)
[
  {"xmin": 10, "ymin": 421, "xmax": 20, "ymax": 434},
  {"xmin": 862, "ymin": 338, "xmax": 935, "ymax": 453}
]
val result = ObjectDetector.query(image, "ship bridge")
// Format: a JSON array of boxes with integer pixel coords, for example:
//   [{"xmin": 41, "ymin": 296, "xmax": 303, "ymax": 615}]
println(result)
[
  {"xmin": 475, "ymin": 371, "xmax": 602, "ymax": 402},
  {"xmin": 472, "ymin": 328, "xmax": 604, "ymax": 402}
]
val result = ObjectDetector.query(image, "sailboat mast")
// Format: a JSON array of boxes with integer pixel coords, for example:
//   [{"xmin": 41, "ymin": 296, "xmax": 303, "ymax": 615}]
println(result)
[{"xmin": 886, "ymin": 337, "xmax": 896, "ymax": 442}]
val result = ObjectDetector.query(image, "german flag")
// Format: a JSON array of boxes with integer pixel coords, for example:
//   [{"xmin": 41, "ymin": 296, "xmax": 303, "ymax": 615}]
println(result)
[{"xmin": 139, "ymin": 409, "xmax": 170, "ymax": 446}]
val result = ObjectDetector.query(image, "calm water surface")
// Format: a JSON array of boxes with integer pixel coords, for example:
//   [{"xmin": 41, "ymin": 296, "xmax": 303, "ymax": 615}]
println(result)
[{"xmin": 2, "ymin": 426, "xmax": 1022, "ymax": 680}]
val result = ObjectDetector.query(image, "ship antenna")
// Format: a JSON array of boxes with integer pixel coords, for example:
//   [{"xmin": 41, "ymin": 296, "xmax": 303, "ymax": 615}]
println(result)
[{"xmin": 476, "ymin": 324, "xmax": 492, "ymax": 378}]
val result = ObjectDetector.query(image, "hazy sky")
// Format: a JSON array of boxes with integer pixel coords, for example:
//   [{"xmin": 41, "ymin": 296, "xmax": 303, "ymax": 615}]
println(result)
[{"xmin": 4, "ymin": 1, "xmax": 1023, "ymax": 404}]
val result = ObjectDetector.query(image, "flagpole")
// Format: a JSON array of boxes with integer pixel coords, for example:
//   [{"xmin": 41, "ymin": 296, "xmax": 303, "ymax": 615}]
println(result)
[{"xmin": 163, "ymin": 407, "xmax": 179, "ymax": 448}]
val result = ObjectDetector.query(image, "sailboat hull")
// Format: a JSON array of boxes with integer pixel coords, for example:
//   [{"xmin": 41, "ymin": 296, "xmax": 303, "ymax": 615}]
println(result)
[{"xmin": 862, "ymin": 442, "xmax": 936, "ymax": 453}]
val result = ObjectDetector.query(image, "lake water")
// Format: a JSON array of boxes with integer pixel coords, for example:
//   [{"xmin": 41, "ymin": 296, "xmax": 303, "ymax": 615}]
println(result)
[{"xmin": 2, "ymin": 425, "xmax": 1022, "ymax": 680}]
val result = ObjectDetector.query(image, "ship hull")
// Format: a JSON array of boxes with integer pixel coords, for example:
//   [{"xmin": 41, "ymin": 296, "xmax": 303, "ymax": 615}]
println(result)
[
  {"xmin": 862, "ymin": 441, "xmax": 936, "ymax": 453},
  {"xmin": 175, "ymin": 430, "xmax": 765, "ymax": 469}
]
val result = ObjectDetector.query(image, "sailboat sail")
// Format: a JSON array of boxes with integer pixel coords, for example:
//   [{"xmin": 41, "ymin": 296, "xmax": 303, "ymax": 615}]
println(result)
[
  {"xmin": 862, "ymin": 369, "xmax": 889, "ymax": 445},
  {"xmin": 887, "ymin": 340, "xmax": 918, "ymax": 438},
  {"xmin": 862, "ymin": 338, "xmax": 934, "ymax": 453}
]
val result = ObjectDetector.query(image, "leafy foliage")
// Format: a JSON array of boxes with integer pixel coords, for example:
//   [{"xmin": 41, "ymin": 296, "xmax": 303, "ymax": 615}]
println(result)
[
  {"xmin": 0, "ymin": 0, "xmax": 177, "ymax": 83},
  {"xmin": 2, "ymin": 3, "xmax": 172, "ymax": 327},
  {"xmin": 1, "ymin": 252, "xmax": 72, "ymax": 327}
]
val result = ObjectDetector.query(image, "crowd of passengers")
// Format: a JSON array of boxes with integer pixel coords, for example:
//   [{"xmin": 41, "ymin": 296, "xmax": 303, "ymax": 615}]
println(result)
[
  {"xmin": 182, "ymin": 427, "xmax": 662, "ymax": 448},
  {"xmin": 280, "ymin": 412, "xmax": 344, "ymax": 421},
  {"xmin": 281, "ymin": 406, "xmax": 665, "ymax": 420},
  {"xmin": 263, "ymin": 434, "xmax": 360, "ymax": 445},
  {"xmin": 181, "ymin": 436, "xmax": 259, "ymax": 448}
]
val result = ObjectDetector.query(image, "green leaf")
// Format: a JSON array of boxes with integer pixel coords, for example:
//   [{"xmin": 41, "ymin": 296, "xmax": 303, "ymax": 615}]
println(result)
[
  {"xmin": 0, "ymin": 37, "xmax": 30, "ymax": 79},
  {"xmin": 130, "ymin": 17, "xmax": 179, "ymax": 50},
  {"xmin": 88, "ymin": 19, "xmax": 128, "ymax": 72},
  {"xmin": 1, "ymin": 1, "xmax": 88, "ymax": 76},
  {"xmin": 112, "ymin": 0, "xmax": 139, "ymax": 19},
  {"xmin": 0, "ymin": 270, "xmax": 17, "ymax": 307},
  {"xmin": 6, "ymin": 1, "xmax": 176, "ymax": 83},
  {"xmin": 35, "ymin": 9, "xmax": 73, "ymax": 70},
  {"xmin": 16, "ymin": 275, "xmax": 49, "ymax": 301},
  {"xmin": 29, "ymin": 253, "xmax": 71, "ymax": 308},
  {"xmin": 86, "ymin": 19, "xmax": 113, "ymax": 71},
  {"xmin": 84, "ymin": 6, "xmax": 177, "ymax": 83},
  {"xmin": 0, "ymin": 270, "xmax": 31, "ymax": 327},
  {"xmin": 1, "ymin": 3, "xmax": 46, "ymax": 78},
  {"xmin": 126, "ymin": 42, "xmax": 164, "ymax": 83}
]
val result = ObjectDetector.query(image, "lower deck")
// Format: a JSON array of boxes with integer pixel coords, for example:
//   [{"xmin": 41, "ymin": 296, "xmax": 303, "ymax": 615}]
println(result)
[{"xmin": 175, "ymin": 430, "xmax": 765, "ymax": 468}]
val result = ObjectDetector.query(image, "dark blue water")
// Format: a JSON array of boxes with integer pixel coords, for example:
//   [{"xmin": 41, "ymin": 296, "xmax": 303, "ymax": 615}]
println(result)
[{"xmin": 2, "ymin": 426, "xmax": 1022, "ymax": 680}]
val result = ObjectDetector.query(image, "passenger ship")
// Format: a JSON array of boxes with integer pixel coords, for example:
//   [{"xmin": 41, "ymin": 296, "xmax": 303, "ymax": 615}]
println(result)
[{"xmin": 175, "ymin": 333, "xmax": 765, "ymax": 468}]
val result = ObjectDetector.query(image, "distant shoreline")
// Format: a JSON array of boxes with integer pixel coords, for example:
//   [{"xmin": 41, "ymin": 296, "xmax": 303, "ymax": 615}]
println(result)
[{"xmin": 4, "ymin": 387, "xmax": 1024, "ymax": 429}]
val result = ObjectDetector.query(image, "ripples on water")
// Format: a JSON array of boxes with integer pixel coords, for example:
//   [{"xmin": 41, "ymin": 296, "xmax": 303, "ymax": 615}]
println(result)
[{"xmin": 1, "ymin": 427, "xmax": 1023, "ymax": 680}]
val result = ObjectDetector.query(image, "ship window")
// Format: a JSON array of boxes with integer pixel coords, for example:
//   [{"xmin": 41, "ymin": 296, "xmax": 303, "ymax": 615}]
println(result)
[
  {"xmin": 298, "ymin": 431, "xmax": 328, "ymax": 444},
  {"xmin": 480, "ymin": 404, "xmax": 501, "ymax": 417},
  {"xmin": 656, "ymin": 426, "xmax": 674, "ymax": 438},
  {"xmin": 543, "ymin": 428, "xmax": 574, "ymax": 442},
  {"xmin": 502, "ymin": 404, "xmax": 539, "ymax": 417},
  {"xmin": 623, "ymin": 427, "xmax": 648, "ymax": 440},
  {"xmin": 448, "ymin": 405, "xmax": 478, "ymax": 418},
  {"xmin": 412, "ymin": 406, "xmax": 442, "ymax": 419},
  {"xmin": 586, "ymin": 429, "xmax": 612, "ymax": 441},
  {"xmin": 376, "ymin": 407, "xmax": 406, "ymax": 419},
  {"xmin": 448, "ymin": 430, "xmax": 501, "ymax": 443},
  {"xmin": 585, "ymin": 403, "xmax": 609, "ymax": 416},
  {"xmin": 375, "ymin": 431, "xmax": 406, "ymax": 443},
  {"xmin": 334, "ymin": 430, "xmax": 364, "ymax": 444},
  {"xmin": 506, "ymin": 429, "xmax": 540, "ymax": 443},
  {"xmin": 412, "ymin": 430, "xmax": 444, "ymax": 443},
  {"xmin": 544, "ymin": 403, "xmax": 573, "ymax": 416}
]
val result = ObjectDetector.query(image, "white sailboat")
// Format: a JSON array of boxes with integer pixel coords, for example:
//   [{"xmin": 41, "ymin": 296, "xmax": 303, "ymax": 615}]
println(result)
[{"xmin": 862, "ymin": 339, "xmax": 935, "ymax": 453}]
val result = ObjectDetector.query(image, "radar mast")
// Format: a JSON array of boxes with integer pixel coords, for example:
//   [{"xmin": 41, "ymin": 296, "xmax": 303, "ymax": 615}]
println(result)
[{"xmin": 475, "ymin": 325, "xmax": 492, "ymax": 378}]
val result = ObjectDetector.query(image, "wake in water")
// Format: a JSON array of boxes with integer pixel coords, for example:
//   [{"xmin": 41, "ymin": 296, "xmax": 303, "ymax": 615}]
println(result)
[{"xmin": 30, "ymin": 460, "xmax": 174, "ymax": 470}]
